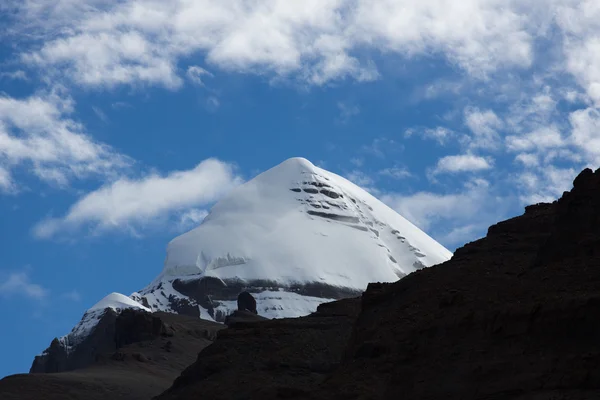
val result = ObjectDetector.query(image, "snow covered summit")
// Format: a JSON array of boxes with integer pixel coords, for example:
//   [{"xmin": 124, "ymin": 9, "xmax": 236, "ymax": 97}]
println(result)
[
  {"xmin": 164, "ymin": 157, "xmax": 450, "ymax": 285},
  {"xmin": 136, "ymin": 157, "xmax": 452, "ymax": 320}
]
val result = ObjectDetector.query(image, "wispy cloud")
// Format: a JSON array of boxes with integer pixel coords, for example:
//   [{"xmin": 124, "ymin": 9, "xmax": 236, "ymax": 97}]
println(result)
[
  {"xmin": 405, "ymin": 126, "xmax": 456, "ymax": 145},
  {"xmin": 33, "ymin": 158, "xmax": 243, "ymax": 238},
  {"xmin": 91, "ymin": 106, "xmax": 109, "ymax": 123},
  {"xmin": 0, "ymin": 91, "xmax": 131, "ymax": 191},
  {"xmin": 378, "ymin": 167, "xmax": 411, "ymax": 180},
  {"xmin": 0, "ymin": 70, "xmax": 28, "ymax": 81},
  {"xmin": 186, "ymin": 66, "xmax": 213, "ymax": 87},
  {"xmin": 176, "ymin": 208, "xmax": 209, "ymax": 232},
  {"xmin": 0, "ymin": 270, "xmax": 48, "ymax": 300},
  {"xmin": 336, "ymin": 102, "xmax": 360, "ymax": 124},
  {"xmin": 382, "ymin": 179, "xmax": 512, "ymax": 248}
]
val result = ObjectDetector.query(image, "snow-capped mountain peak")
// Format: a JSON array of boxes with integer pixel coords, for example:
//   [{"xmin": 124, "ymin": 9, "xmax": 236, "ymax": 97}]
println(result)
[
  {"xmin": 33, "ymin": 157, "xmax": 452, "ymax": 368},
  {"xmin": 138, "ymin": 157, "xmax": 452, "ymax": 320},
  {"xmin": 162, "ymin": 156, "xmax": 450, "ymax": 285}
]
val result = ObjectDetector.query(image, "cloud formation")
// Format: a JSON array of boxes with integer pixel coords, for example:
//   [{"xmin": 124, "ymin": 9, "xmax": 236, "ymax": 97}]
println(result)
[
  {"xmin": 33, "ymin": 158, "xmax": 242, "ymax": 238},
  {"xmin": 381, "ymin": 178, "xmax": 510, "ymax": 248},
  {"xmin": 7, "ymin": 0, "xmax": 542, "ymax": 89},
  {"xmin": 433, "ymin": 154, "xmax": 493, "ymax": 175},
  {"xmin": 0, "ymin": 271, "xmax": 48, "ymax": 300},
  {"xmin": 0, "ymin": 91, "xmax": 130, "ymax": 191}
]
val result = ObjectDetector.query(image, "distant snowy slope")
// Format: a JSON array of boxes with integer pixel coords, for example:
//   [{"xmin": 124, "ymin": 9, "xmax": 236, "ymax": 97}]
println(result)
[{"xmin": 60, "ymin": 293, "xmax": 150, "ymax": 351}]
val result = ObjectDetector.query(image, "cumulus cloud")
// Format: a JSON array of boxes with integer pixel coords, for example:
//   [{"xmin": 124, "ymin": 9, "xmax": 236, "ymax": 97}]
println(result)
[
  {"xmin": 33, "ymin": 158, "xmax": 242, "ymax": 238},
  {"xmin": 6, "ymin": 0, "xmax": 539, "ymax": 89},
  {"xmin": 568, "ymin": 107, "xmax": 600, "ymax": 165},
  {"xmin": 506, "ymin": 126, "xmax": 565, "ymax": 152},
  {"xmin": 515, "ymin": 165, "xmax": 578, "ymax": 204},
  {"xmin": 0, "ymin": 271, "xmax": 48, "ymax": 300},
  {"xmin": 433, "ymin": 154, "xmax": 493, "ymax": 175},
  {"xmin": 0, "ymin": 91, "xmax": 130, "ymax": 191},
  {"xmin": 463, "ymin": 107, "xmax": 503, "ymax": 150}
]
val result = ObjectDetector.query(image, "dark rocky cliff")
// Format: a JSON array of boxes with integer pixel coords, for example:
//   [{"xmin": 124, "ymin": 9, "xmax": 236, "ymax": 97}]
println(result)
[{"xmin": 157, "ymin": 167, "xmax": 600, "ymax": 400}]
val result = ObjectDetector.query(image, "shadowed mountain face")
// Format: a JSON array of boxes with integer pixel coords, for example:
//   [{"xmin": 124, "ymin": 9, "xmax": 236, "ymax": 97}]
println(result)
[
  {"xmin": 0, "ymin": 311, "xmax": 223, "ymax": 400},
  {"xmin": 4, "ymin": 167, "xmax": 600, "ymax": 400},
  {"xmin": 309, "ymin": 167, "xmax": 600, "ymax": 400},
  {"xmin": 154, "ymin": 167, "xmax": 600, "ymax": 400}
]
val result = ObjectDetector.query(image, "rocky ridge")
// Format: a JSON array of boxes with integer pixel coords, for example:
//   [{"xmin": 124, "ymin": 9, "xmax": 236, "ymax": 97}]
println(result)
[{"xmin": 154, "ymin": 168, "xmax": 600, "ymax": 400}]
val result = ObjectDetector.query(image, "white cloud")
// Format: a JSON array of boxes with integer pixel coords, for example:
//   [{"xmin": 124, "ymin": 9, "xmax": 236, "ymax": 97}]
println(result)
[
  {"xmin": 0, "ymin": 271, "xmax": 47, "ymax": 300},
  {"xmin": 177, "ymin": 208, "xmax": 209, "ymax": 232},
  {"xmin": 433, "ymin": 154, "xmax": 493, "ymax": 175},
  {"xmin": 186, "ymin": 65, "xmax": 213, "ymax": 86},
  {"xmin": 33, "ymin": 158, "xmax": 242, "ymax": 238},
  {"xmin": 506, "ymin": 126, "xmax": 565, "ymax": 152},
  {"xmin": 0, "ymin": 166, "xmax": 16, "ymax": 193},
  {"xmin": 568, "ymin": 107, "xmax": 600, "ymax": 165},
  {"xmin": 464, "ymin": 107, "xmax": 503, "ymax": 150},
  {"xmin": 0, "ymin": 92, "xmax": 130, "ymax": 191},
  {"xmin": 405, "ymin": 126, "xmax": 455, "ymax": 145},
  {"xmin": 345, "ymin": 170, "xmax": 374, "ymax": 187},
  {"xmin": 515, "ymin": 166, "xmax": 577, "ymax": 204},
  {"xmin": 514, "ymin": 153, "xmax": 539, "ymax": 167},
  {"xmin": 9, "ymin": 0, "xmax": 538, "ymax": 89},
  {"xmin": 421, "ymin": 79, "xmax": 464, "ymax": 100},
  {"xmin": 381, "ymin": 179, "xmax": 509, "ymax": 248},
  {"xmin": 378, "ymin": 166, "xmax": 411, "ymax": 179},
  {"xmin": 556, "ymin": 1, "xmax": 600, "ymax": 104},
  {"xmin": 0, "ymin": 70, "xmax": 28, "ymax": 81}
]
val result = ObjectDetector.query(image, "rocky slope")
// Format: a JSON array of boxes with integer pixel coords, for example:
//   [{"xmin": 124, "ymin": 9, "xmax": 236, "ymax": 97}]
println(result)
[
  {"xmin": 153, "ymin": 167, "xmax": 600, "ymax": 400},
  {"xmin": 1, "ymin": 311, "xmax": 223, "ymax": 400}
]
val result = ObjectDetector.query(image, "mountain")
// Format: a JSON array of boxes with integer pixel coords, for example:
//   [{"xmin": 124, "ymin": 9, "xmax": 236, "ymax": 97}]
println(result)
[
  {"xmin": 134, "ymin": 157, "xmax": 451, "ymax": 321},
  {"xmin": 3, "ymin": 167, "xmax": 600, "ymax": 400},
  {"xmin": 155, "ymin": 167, "xmax": 600, "ymax": 400},
  {"xmin": 29, "ymin": 157, "xmax": 452, "ymax": 374},
  {"xmin": 30, "ymin": 293, "xmax": 151, "ymax": 373}
]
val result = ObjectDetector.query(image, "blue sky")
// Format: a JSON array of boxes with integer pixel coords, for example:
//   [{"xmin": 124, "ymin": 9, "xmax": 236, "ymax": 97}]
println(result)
[{"xmin": 1, "ymin": 0, "xmax": 600, "ymax": 378}]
